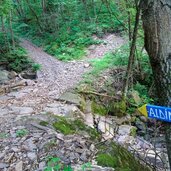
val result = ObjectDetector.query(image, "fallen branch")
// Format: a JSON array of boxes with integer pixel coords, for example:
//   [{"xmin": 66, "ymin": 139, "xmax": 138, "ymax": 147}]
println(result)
[
  {"xmin": 78, "ymin": 90, "xmax": 120, "ymax": 100},
  {"xmin": 0, "ymin": 80, "xmax": 27, "ymax": 95},
  {"xmin": 0, "ymin": 62, "xmax": 8, "ymax": 65}
]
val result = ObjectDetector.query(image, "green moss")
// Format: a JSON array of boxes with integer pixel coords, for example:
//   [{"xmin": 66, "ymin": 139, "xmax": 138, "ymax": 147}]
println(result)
[
  {"xmin": 91, "ymin": 101, "xmax": 108, "ymax": 116},
  {"xmin": 79, "ymin": 96, "xmax": 86, "ymax": 112},
  {"xmin": 130, "ymin": 127, "xmax": 137, "ymax": 137},
  {"xmin": 109, "ymin": 100, "xmax": 126, "ymax": 117},
  {"xmin": 96, "ymin": 141, "xmax": 151, "ymax": 171},
  {"xmin": 96, "ymin": 154, "xmax": 117, "ymax": 168},
  {"xmin": 52, "ymin": 116, "xmax": 101, "ymax": 140},
  {"xmin": 39, "ymin": 121, "xmax": 49, "ymax": 126},
  {"xmin": 52, "ymin": 119, "xmax": 75, "ymax": 135}
]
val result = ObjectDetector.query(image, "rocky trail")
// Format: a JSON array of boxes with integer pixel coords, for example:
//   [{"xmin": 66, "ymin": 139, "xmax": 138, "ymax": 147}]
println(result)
[
  {"xmin": 0, "ymin": 34, "xmax": 128, "ymax": 171},
  {"xmin": 0, "ymin": 34, "xmax": 167, "ymax": 171}
]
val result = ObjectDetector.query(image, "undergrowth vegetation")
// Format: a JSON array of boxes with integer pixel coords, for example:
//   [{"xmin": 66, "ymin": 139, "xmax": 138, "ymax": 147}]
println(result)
[
  {"xmin": 0, "ymin": 33, "xmax": 33, "ymax": 72},
  {"xmin": 82, "ymin": 40, "xmax": 153, "ymax": 107}
]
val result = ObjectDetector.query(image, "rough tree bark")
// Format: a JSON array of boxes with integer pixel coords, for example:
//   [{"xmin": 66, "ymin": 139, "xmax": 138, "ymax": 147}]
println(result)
[{"xmin": 141, "ymin": 0, "xmax": 171, "ymax": 168}]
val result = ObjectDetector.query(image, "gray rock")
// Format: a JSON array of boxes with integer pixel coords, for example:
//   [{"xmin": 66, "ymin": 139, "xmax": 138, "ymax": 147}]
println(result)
[
  {"xmin": 89, "ymin": 144, "xmax": 95, "ymax": 152},
  {"xmin": 84, "ymin": 63, "xmax": 90, "ymax": 68},
  {"xmin": 75, "ymin": 148, "xmax": 84, "ymax": 154},
  {"xmin": 38, "ymin": 161, "xmax": 46, "ymax": 170},
  {"xmin": 57, "ymin": 91, "xmax": 82, "ymax": 106},
  {"xmin": 0, "ymin": 108, "xmax": 9, "ymax": 116},
  {"xmin": 135, "ymin": 120, "xmax": 146, "ymax": 135},
  {"xmin": 0, "ymin": 152, "xmax": 5, "ymax": 160},
  {"xmin": 8, "ymin": 92, "xmax": 27, "ymax": 99},
  {"xmin": 21, "ymin": 71, "xmax": 37, "ymax": 80},
  {"xmin": 25, "ymin": 138, "xmax": 37, "ymax": 151},
  {"xmin": 0, "ymin": 163, "xmax": 9, "ymax": 169},
  {"xmin": 80, "ymin": 151, "xmax": 88, "ymax": 162},
  {"xmin": 118, "ymin": 125, "xmax": 137, "ymax": 136},
  {"xmin": 27, "ymin": 152, "xmax": 37, "ymax": 160},
  {"xmin": 0, "ymin": 70, "xmax": 9, "ymax": 84},
  {"xmin": 8, "ymin": 71, "xmax": 17, "ymax": 79},
  {"xmin": 0, "ymin": 95, "xmax": 12, "ymax": 101},
  {"xmin": 15, "ymin": 161, "xmax": 23, "ymax": 171},
  {"xmin": 11, "ymin": 147, "xmax": 20, "ymax": 152},
  {"xmin": 139, "ymin": 116, "xmax": 148, "ymax": 123},
  {"xmin": 69, "ymin": 152, "xmax": 78, "ymax": 161},
  {"xmin": 44, "ymin": 103, "xmax": 82, "ymax": 117},
  {"xmin": 10, "ymin": 106, "xmax": 34, "ymax": 115}
]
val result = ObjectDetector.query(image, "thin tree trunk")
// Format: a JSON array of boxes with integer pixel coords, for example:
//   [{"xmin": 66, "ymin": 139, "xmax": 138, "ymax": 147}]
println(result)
[
  {"xmin": 122, "ymin": 1, "xmax": 141, "ymax": 98},
  {"xmin": 1, "ymin": 16, "xmax": 10, "ymax": 52},
  {"xmin": 1, "ymin": 16, "xmax": 5, "ymax": 32},
  {"xmin": 125, "ymin": 0, "xmax": 132, "ymax": 41},
  {"xmin": 9, "ymin": 11, "xmax": 15, "ymax": 49}
]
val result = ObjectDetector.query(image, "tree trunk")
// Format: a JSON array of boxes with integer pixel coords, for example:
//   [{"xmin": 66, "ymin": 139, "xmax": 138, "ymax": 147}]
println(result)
[
  {"xmin": 141, "ymin": 0, "xmax": 171, "ymax": 168},
  {"xmin": 1, "ymin": 16, "xmax": 10, "ymax": 52},
  {"xmin": 9, "ymin": 11, "xmax": 15, "ymax": 49}
]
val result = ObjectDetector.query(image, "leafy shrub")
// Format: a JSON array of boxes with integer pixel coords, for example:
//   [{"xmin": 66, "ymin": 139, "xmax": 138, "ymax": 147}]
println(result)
[
  {"xmin": 0, "ymin": 46, "xmax": 33, "ymax": 72},
  {"xmin": 44, "ymin": 156, "xmax": 73, "ymax": 171},
  {"xmin": 32, "ymin": 63, "xmax": 42, "ymax": 71}
]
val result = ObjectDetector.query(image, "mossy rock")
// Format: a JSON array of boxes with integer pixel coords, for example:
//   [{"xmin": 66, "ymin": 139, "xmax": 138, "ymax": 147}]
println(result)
[
  {"xmin": 96, "ymin": 154, "xmax": 117, "ymax": 168},
  {"xmin": 91, "ymin": 101, "xmax": 108, "ymax": 116},
  {"xmin": 96, "ymin": 141, "xmax": 151, "ymax": 171},
  {"xmin": 52, "ymin": 116, "xmax": 101, "ymax": 140},
  {"xmin": 39, "ymin": 121, "xmax": 49, "ymax": 126},
  {"xmin": 130, "ymin": 126, "xmax": 137, "ymax": 137},
  {"xmin": 109, "ymin": 100, "xmax": 126, "ymax": 117}
]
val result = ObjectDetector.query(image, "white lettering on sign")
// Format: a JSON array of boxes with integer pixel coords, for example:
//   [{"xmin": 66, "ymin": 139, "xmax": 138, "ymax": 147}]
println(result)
[
  {"xmin": 159, "ymin": 109, "xmax": 165, "ymax": 119},
  {"xmin": 149, "ymin": 108, "xmax": 156, "ymax": 117},
  {"xmin": 168, "ymin": 111, "xmax": 171, "ymax": 120},
  {"xmin": 148, "ymin": 106, "xmax": 171, "ymax": 122},
  {"xmin": 139, "ymin": 104, "xmax": 171, "ymax": 122}
]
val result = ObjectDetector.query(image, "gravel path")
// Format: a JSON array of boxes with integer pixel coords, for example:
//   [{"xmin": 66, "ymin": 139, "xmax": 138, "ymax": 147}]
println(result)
[{"xmin": 0, "ymin": 34, "xmax": 125, "ymax": 114}]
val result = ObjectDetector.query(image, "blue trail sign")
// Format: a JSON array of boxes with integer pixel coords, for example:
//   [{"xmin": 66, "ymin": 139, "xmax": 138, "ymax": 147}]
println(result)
[{"xmin": 138, "ymin": 104, "xmax": 171, "ymax": 122}]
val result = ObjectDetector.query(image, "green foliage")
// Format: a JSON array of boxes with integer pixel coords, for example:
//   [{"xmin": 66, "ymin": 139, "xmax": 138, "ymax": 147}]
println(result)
[
  {"xmin": 133, "ymin": 82, "xmax": 154, "ymax": 104},
  {"xmin": 87, "ymin": 44, "xmax": 130, "ymax": 77},
  {"xmin": 44, "ymin": 156, "xmax": 73, "ymax": 171},
  {"xmin": 0, "ymin": 0, "xmax": 13, "ymax": 16},
  {"xmin": 14, "ymin": 0, "xmax": 124, "ymax": 61},
  {"xmin": 44, "ymin": 156, "xmax": 92, "ymax": 171},
  {"xmin": 91, "ymin": 101, "xmax": 108, "ymax": 116},
  {"xmin": 0, "ymin": 35, "xmax": 33, "ymax": 72},
  {"xmin": 39, "ymin": 121, "xmax": 49, "ymax": 126},
  {"xmin": 96, "ymin": 154, "xmax": 117, "ymax": 168},
  {"xmin": 81, "ymin": 162, "xmax": 92, "ymax": 171},
  {"xmin": 0, "ymin": 132, "xmax": 9, "ymax": 138},
  {"xmin": 96, "ymin": 141, "xmax": 151, "ymax": 171},
  {"xmin": 16, "ymin": 129, "xmax": 29, "ymax": 137},
  {"xmin": 32, "ymin": 63, "xmax": 42, "ymax": 72}
]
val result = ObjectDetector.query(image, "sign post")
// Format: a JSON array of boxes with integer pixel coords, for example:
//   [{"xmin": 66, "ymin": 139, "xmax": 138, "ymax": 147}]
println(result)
[{"xmin": 138, "ymin": 104, "xmax": 171, "ymax": 122}]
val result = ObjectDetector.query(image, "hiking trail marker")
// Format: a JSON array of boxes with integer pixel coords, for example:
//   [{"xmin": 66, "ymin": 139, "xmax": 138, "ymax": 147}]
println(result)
[{"xmin": 138, "ymin": 104, "xmax": 171, "ymax": 122}]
